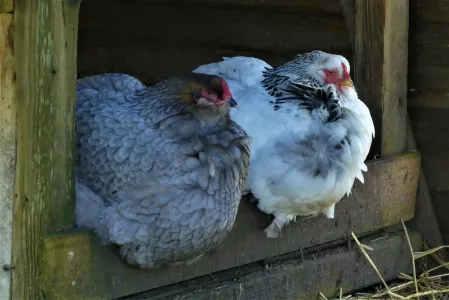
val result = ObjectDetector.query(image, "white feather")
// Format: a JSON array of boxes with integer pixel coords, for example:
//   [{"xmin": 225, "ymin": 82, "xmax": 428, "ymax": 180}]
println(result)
[{"xmin": 193, "ymin": 54, "xmax": 375, "ymax": 238}]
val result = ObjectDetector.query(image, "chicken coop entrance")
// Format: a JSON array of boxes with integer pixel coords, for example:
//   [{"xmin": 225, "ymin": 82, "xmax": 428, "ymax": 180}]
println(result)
[{"xmin": 0, "ymin": 0, "xmax": 429, "ymax": 299}]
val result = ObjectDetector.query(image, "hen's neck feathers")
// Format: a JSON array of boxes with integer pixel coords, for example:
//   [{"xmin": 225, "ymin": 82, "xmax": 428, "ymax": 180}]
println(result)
[
  {"xmin": 134, "ymin": 75, "xmax": 232, "ymax": 132},
  {"xmin": 261, "ymin": 51, "xmax": 325, "ymax": 95}
]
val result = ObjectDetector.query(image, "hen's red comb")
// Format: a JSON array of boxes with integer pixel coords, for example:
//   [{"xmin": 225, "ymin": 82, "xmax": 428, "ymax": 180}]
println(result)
[
  {"xmin": 221, "ymin": 80, "xmax": 233, "ymax": 100},
  {"xmin": 341, "ymin": 62, "xmax": 351, "ymax": 79}
]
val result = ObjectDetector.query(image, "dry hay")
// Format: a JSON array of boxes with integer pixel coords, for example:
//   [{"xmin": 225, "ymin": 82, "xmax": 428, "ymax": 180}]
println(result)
[{"xmin": 320, "ymin": 219, "xmax": 449, "ymax": 300}]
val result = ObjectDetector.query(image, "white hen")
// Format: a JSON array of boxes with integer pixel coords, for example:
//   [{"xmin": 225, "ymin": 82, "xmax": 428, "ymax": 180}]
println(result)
[{"xmin": 193, "ymin": 51, "xmax": 375, "ymax": 238}]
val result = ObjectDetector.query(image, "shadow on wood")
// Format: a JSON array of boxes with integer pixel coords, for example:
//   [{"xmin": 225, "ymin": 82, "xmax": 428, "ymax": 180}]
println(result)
[
  {"xmin": 41, "ymin": 153, "xmax": 420, "ymax": 300},
  {"xmin": 120, "ymin": 231, "xmax": 423, "ymax": 300}
]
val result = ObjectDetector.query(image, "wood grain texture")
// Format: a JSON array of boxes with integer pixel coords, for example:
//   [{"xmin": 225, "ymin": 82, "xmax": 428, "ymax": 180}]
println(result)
[
  {"xmin": 79, "ymin": 0, "xmax": 348, "ymax": 52},
  {"xmin": 12, "ymin": 1, "xmax": 81, "ymax": 299},
  {"xmin": 0, "ymin": 0, "xmax": 12, "ymax": 12},
  {"xmin": 409, "ymin": 93, "xmax": 449, "ymax": 109},
  {"xmin": 416, "ymin": 147, "xmax": 449, "ymax": 192},
  {"xmin": 80, "ymin": 0, "xmax": 343, "ymax": 14},
  {"xmin": 444, "ymin": 234, "xmax": 449, "ymax": 245},
  {"xmin": 409, "ymin": 64, "xmax": 449, "ymax": 94},
  {"xmin": 77, "ymin": 0, "xmax": 351, "ymax": 84},
  {"xmin": 429, "ymin": 191, "xmax": 449, "ymax": 234},
  {"xmin": 405, "ymin": 117, "xmax": 446, "ymax": 259},
  {"xmin": 184, "ymin": 0, "xmax": 343, "ymax": 14},
  {"xmin": 409, "ymin": 107, "xmax": 449, "ymax": 147},
  {"xmin": 411, "ymin": 0, "xmax": 449, "ymax": 23},
  {"xmin": 408, "ymin": 1, "xmax": 449, "ymax": 251},
  {"xmin": 407, "ymin": 112, "xmax": 449, "ymax": 189},
  {"xmin": 409, "ymin": 21, "xmax": 449, "ymax": 67},
  {"xmin": 0, "ymin": 12, "xmax": 15, "ymax": 300},
  {"xmin": 77, "ymin": 42, "xmax": 350, "ymax": 87},
  {"xmin": 78, "ymin": 44, "xmax": 297, "ymax": 86},
  {"xmin": 41, "ymin": 153, "xmax": 420, "ymax": 300},
  {"xmin": 121, "ymin": 232, "xmax": 423, "ymax": 300},
  {"xmin": 340, "ymin": 0, "xmax": 355, "ymax": 51},
  {"xmin": 354, "ymin": 0, "xmax": 409, "ymax": 156}
]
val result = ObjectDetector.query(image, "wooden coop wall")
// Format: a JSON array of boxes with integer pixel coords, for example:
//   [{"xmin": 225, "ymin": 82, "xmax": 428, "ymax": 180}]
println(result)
[
  {"xmin": 77, "ymin": 0, "xmax": 352, "ymax": 85},
  {"xmin": 0, "ymin": 0, "xmax": 422, "ymax": 299},
  {"xmin": 408, "ymin": 0, "xmax": 449, "ymax": 244},
  {"xmin": 66, "ymin": 1, "xmax": 418, "ymax": 299}
]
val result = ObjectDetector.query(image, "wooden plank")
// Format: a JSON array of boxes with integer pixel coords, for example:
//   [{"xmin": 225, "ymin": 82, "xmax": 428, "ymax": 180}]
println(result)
[
  {"xmin": 121, "ymin": 232, "xmax": 423, "ymax": 300},
  {"xmin": 78, "ymin": 43, "xmax": 352, "ymax": 86},
  {"xmin": 409, "ymin": 93, "xmax": 449, "ymax": 109},
  {"xmin": 411, "ymin": 0, "xmax": 449, "ymax": 24},
  {"xmin": 429, "ymin": 191, "xmax": 449, "ymax": 234},
  {"xmin": 78, "ymin": 44, "xmax": 295, "ymax": 85},
  {"xmin": 409, "ymin": 64, "xmax": 449, "ymax": 94},
  {"xmin": 405, "ymin": 117, "xmax": 446, "ymax": 259},
  {"xmin": 353, "ymin": 0, "xmax": 409, "ymax": 156},
  {"xmin": 409, "ymin": 21, "xmax": 449, "ymax": 67},
  {"xmin": 340, "ymin": 0, "xmax": 355, "ymax": 51},
  {"xmin": 80, "ymin": 0, "xmax": 343, "ymax": 14},
  {"xmin": 106, "ymin": 0, "xmax": 343, "ymax": 14},
  {"xmin": 0, "ymin": 0, "xmax": 12, "ymax": 12},
  {"xmin": 78, "ymin": 0, "xmax": 350, "ymax": 57},
  {"xmin": 416, "ymin": 147, "xmax": 449, "ymax": 192},
  {"xmin": 183, "ymin": 0, "xmax": 343, "ymax": 14},
  {"xmin": 0, "ymin": 12, "xmax": 15, "ymax": 300},
  {"xmin": 41, "ymin": 153, "xmax": 420, "ymax": 300},
  {"xmin": 444, "ymin": 234, "xmax": 449, "ymax": 245},
  {"xmin": 409, "ymin": 107, "xmax": 449, "ymax": 146},
  {"xmin": 12, "ymin": 1, "xmax": 81, "ymax": 299}
]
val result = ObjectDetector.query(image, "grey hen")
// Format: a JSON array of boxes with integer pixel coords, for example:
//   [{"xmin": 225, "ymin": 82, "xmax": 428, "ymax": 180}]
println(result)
[{"xmin": 75, "ymin": 73, "xmax": 250, "ymax": 269}]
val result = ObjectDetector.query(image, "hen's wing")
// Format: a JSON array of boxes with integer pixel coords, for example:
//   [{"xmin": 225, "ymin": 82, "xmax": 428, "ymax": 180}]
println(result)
[{"xmin": 76, "ymin": 73, "xmax": 201, "ymax": 199}]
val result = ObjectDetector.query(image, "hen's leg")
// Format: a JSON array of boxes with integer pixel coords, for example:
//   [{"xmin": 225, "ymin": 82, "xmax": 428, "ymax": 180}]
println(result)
[
  {"xmin": 323, "ymin": 204, "xmax": 335, "ymax": 219},
  {"xmin": 265, "ymin": 214, "xmax": 290, "ymax": 239}
]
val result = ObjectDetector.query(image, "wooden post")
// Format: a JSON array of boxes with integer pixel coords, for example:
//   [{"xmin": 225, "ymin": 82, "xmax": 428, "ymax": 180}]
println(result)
[
  {"xmin": 12, "ymin": 0, "xmax": 81, "ymax": 299},
  {"xmin": 0, "ymin": 0, "xmax": 12, "ymax": 13},
  {"xmin": 0, "ymin": 11, "xmax": 15, "ymax": 300},
  {"xmin": 353, "ymin": 0, "xmax": 409, "ymax": 156},
  {"xmin": 340, "ymin": 0, "xmax": 445, "ymax": 256}
]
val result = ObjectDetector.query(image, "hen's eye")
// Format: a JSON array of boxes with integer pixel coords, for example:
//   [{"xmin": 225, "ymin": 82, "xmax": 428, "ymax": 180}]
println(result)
[{"xmin": 327, "ymin": 70, "xmax": 334, "ymax": 74}]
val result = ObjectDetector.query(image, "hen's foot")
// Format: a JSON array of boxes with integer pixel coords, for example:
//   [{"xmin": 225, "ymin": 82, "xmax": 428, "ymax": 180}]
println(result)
[
  {"xmin": 323, "ymin": 204, "xmax": 335, "ymax": 219},
  {"xmin": 264, "ymin": 216, "xmax": 289, "ymax": 239}
]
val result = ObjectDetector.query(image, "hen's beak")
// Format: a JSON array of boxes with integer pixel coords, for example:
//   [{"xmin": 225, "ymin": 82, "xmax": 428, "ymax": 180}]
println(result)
[
  {"xmin": 228, "ymin": 97, "xmax": 238, "ymax": 108},
  {"xmin": 340, "ymin": 78, "xmax": 354, "ymax": 88}
]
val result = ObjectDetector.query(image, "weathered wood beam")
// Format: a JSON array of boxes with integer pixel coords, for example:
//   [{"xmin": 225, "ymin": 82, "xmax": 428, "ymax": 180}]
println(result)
[
  {"xmin": 77, "ymin": 0, "xmax": 352, "ymax": 85},
  {"xmin": 0, "ymin": 12, "xmax": 15, "ymax": 300},
  {"xmin": 340, "ymin": 0, "xmax": 354, "ymax": 50},
  {"xmin": 353, "ymin": 0, "xmax": 409, "ymax": 156},
  {"xmin": 12, "ymin": 1, "xmax": 81, "ymax": 299},
  {"xmin": 122, "ymin": 232, "xmax": 422, "ymax": 300},
  {"xmin": 59, "ymin": 231, "xmax": 422, "ymax": 300},
  {"xmin": 340, "ymin": 0, "xmax": 445, "ymax": 257},
  {"xmin": 405, "ymin": 117, "xmax": 447, "ymax": 258},
  {"xmin": 0, "ymin": 0, "xmax": 12, "ymax": 12},
  {"xmin": 41, "ymin": 153, "xmax": 420, "ymax": 300}
]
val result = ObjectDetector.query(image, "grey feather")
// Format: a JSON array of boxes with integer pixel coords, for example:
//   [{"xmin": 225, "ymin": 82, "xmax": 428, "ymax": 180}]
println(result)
[{"xmin": 75, "ymin": 73, "xmax": 250, "ymax": 269}]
